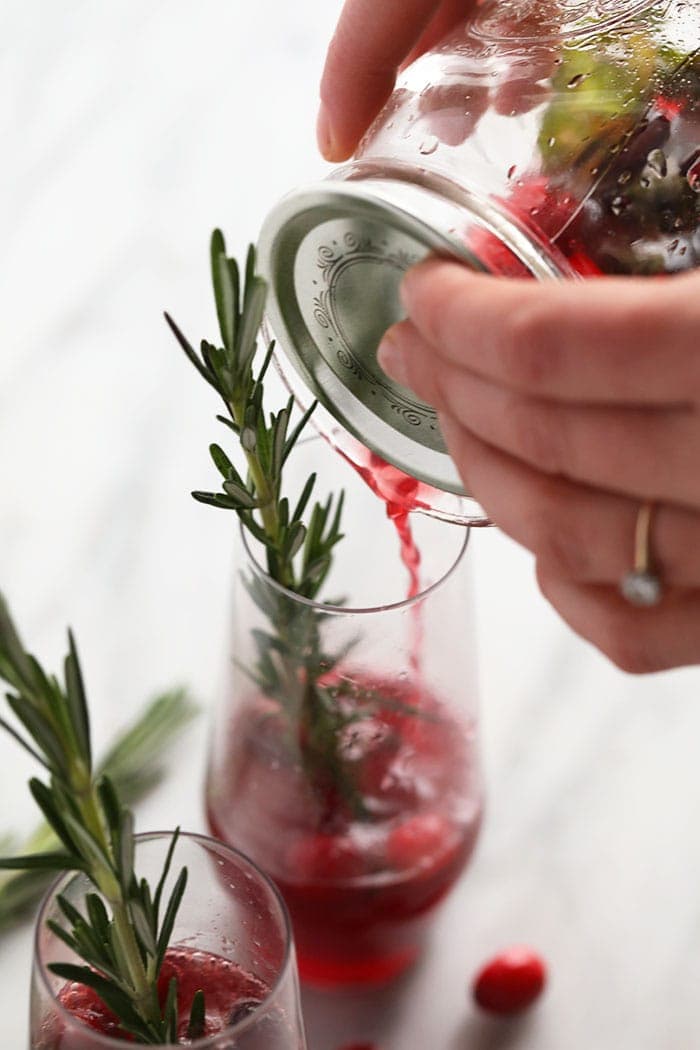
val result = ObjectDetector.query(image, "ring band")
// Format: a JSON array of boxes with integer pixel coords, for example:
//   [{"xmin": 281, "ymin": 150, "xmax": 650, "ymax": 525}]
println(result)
[{"xmin": 620, "ymin": 501, "xmax": 663, "ymax": 607}]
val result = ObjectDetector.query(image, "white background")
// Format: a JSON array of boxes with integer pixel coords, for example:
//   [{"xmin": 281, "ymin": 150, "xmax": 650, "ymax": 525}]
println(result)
[{"xmin": 3, "ymin": 3, "xmax": 700, "ymax": 1048}]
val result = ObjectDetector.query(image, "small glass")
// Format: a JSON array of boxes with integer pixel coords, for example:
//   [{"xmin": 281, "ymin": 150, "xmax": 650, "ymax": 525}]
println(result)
[
  {"xmin": 30, "ymin": 832, "xmax": 307, "ymax": 1050},
  {"xmin": 206, "ymin": 439, "xmax": 483, "ymax": 987}
]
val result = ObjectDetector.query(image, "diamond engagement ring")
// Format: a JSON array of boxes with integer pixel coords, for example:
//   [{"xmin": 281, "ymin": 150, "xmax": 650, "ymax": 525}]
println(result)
[{"xmin": 620, "ymin": 501, "xmax": 663, "ymax": 607}]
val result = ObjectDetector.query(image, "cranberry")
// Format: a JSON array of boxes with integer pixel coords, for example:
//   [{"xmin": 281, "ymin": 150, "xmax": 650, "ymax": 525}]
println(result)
[
  {"xmin": 285, "ymin": 832, "xmax": 366, "ymax": 881},
  {"xmin": 56, "ymin": 983, "xmax": 125, "ymax": 1040},
  {"xmin": 472, "ymin": 947, "xmax": 547, "ymax": 1015},
  {"xmin": 386, "ymin": 813, "xmax": 453, "ymax": 872}
]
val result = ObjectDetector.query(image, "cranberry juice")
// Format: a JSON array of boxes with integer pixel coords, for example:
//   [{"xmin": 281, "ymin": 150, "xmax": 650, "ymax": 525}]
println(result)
[
  {"xmin": 208, "ymin": 675, "xmax": 482, "ymax": 987},
  {"xmin": 34, "ymin": 946, "xmax": 291, "ymax": 1049}
]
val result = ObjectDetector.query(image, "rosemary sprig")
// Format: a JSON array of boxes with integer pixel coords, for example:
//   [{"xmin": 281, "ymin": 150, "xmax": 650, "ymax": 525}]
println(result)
[
  {"xmin": 0, "ymin": 689, "xmax": 197, "ymax": 933},
  {"xmin": 0, "ymin": 594, "xmax": 201, "ymax": 1044},
  {"xmin": 166, "ymin": 233, "xmax": 429, "ymax": 822},
  {"xmin": 164, "ymin": 232, "xmax": 345, "ymax": 599},
  {"xmin": 166, "ymin": 233, "xmax": 375, "ymax": 817}
]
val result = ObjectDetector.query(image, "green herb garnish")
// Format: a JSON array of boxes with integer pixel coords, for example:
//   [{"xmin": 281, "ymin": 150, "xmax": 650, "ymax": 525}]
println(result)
[
  {"xmin": 166, "ymin": 233, "xmax": 380, "ymax": 818},
  {"xmin": 0, "ymin": 689, "xmax": 197, "ymax": 933},
  {"xmin": 0, "ymin": 593, "xmax": 202, "ymax": 1044}
]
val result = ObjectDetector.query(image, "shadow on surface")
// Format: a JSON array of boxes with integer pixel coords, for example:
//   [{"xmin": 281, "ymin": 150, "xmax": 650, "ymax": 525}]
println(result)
[
  {"xmin": 301, "ymin": 965, "xmax": 422, "ymax": 1048},
  {"xmin": 450, "ymin": 1013, "xmax": 537, "ymax": 1050}
]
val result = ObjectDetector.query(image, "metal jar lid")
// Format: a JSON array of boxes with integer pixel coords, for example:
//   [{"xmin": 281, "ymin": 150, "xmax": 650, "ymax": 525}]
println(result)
[{"xmin": 257, "ymin": 177, "xmax": 558, "ymax": 523}]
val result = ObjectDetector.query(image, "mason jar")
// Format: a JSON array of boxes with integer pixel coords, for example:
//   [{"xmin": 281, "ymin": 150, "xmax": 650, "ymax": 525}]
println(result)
[{"xmin": 259, "ymin": 0, "xmax": 700, "ymax": 521}]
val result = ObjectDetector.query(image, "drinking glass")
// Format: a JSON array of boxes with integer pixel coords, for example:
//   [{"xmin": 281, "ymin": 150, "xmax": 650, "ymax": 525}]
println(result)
[
  {"xmin": 206, "ymin": 438, "xmax": 483, "ymax": 987},
  {"xmin": 30, "ymin": 832, "xmax": 307, "ymax": 1049}
]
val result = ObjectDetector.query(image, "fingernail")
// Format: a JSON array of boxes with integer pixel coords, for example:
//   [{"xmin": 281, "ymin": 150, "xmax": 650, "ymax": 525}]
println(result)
[
  {"xmin": 377, "ymin": 333, "xmax": 410, "ymax": 388},
  {"xmin": 317, "ymin": 103, "xmax": 338, "ymax": 161}
]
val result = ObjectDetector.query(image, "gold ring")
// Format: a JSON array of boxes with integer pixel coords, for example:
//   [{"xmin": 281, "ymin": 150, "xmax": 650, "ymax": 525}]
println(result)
[{"xmin": 620, "ymin": 501, "xmax": 663, "ymax": 607}]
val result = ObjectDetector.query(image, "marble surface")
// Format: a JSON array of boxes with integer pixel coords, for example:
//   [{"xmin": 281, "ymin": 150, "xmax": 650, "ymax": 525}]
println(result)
[{"xmin": 4, "ymin": 3, "xmax": 700, "ymax": 1048}]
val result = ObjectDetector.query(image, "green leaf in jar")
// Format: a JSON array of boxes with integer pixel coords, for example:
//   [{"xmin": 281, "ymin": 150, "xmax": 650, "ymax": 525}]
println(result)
[{"xmin": 538, "ymin": 32, "xmax": 660, "ymax": 177}]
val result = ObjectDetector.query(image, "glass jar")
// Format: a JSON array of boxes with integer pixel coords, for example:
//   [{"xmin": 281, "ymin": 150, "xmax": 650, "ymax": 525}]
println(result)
[
  {"xmin": 354, "ymin": 0, "xmax": 700, "ymax": 276},
  {"xmin": 259, "ymin": 0, "xmax": 699, "ymax": 519},
  {"xmin": 30, "ymin": 833, "xmax": 307, "ymax": 1050},
  {"xmin": 206, "ymin": 438, "xmax": 483, "ymax": 987}
]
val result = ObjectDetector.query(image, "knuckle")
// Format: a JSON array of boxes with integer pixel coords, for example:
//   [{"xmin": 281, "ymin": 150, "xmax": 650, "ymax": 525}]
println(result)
[
  {"xmin": 508, "ymin": 397, "xmax": 563, "ymax": 474},
  {"xmin": 428, "ymin": 275, "xmax": 465, "ymax": 350},
  {"xmin": 501, "ymin": 302, "xmax": 562, "ymax": 392},
  {"xmin": 534, "ymin": 512, "xmax": 592, "ymax": 581}
]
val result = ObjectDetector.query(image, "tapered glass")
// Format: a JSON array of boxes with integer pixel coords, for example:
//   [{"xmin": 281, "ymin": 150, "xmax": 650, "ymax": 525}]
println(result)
[{"xmin": 207, "ymin": 438, "xmax": 483, "ymax": 986}]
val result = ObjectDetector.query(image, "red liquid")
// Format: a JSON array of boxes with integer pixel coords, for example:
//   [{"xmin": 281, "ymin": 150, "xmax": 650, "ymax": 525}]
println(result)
[
  {"xmin": 337, "ymin": 450, "xmax": 431, "ymax": 675},
  {"xmin": 34, "ymin": 946, "xmax": 284, "ymax": 1048},
  {"xmin": 208, "ymin": 675, "xmax": 482, "ymax": 987}
]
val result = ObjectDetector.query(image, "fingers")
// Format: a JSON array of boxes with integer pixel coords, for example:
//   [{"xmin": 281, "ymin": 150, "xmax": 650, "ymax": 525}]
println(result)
[
  {"xmin": 434, "ymin": 418, "xmax": 700, "ymax": 588},
  {"xmin": 379, "ymin": 326, "xmax": 700, "ymax": 505},
  {"xmin": 318, "ymin": 0, "xmax": 443, "ymax": 162},
  {"xmin": 536, "ymin": 566, "xmax": 700, "ymax": 674},
  {"xmin": 396, "ymin": 260, "xmax": 700, "ymax": 405},
  {"xmin": 437, "ymin": 415, "xmax": 700, "ymax": 674},
  {"xmin": 402, "ymin": 0, "xmax": 475, "ymax": 67}
]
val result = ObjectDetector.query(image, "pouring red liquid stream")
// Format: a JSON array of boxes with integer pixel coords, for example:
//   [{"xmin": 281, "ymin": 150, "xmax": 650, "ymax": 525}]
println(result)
[{"xmin": 338, "ymin": 448, "xmax": 429, "ymax": 676}]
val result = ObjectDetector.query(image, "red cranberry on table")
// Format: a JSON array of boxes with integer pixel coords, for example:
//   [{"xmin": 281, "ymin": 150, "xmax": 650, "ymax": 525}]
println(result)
[{"xmin": 472, "ymin": 947, "xmax": 547, "ymax": 1015}]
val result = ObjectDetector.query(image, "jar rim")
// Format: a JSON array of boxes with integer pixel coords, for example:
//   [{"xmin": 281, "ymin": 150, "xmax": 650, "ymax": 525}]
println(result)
[{"xmin": 33, "ymin": 830, "xmax": 297, "ymax": 1049}]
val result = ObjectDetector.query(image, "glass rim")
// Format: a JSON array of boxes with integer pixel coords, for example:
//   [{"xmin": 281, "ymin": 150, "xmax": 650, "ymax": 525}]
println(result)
[
  {"xmin": 33, "ymin": 830, "xmax": 296, "ymax": 1049},
  {"xmin": 240, "ymin": 517, "xmax": 471, "ymax": 616}
]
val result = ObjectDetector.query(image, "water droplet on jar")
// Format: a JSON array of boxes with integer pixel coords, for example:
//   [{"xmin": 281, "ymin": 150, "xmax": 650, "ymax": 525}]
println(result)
[
  {"xmin": 419, "ymin": 135, "xmax": 439, "ymax": 156},
  {"xmin": 639, "ymin": 175, "xmax": 651, "ymax": 188},
  {"xmin": 610, "ymin": 195, "xmax": 629, "ymax": 216},
  {"xmin": 548, "ymin": 136, "xmax": 556, "ymax": 147},
  {"xmin": 647, "ymin": 148, "xmax": 667, "ymax": 177},
  {"xmin": 507, "ymin": 164, "xmax": 517, "ymax": 179},
  {"xmin": 669, "ymin": 238, "xmax": 680, "ymax": 251},
  {"xmin": 687, "ymin": 158, "xmax": 700, "ymax": 192},
  {"xmin": 567, "ymin": 72, "xmax": 589, "ymax": 89},
  {"xmin": 529, "ymin": 206, "xmax": 540, "ymax": 216},
  {"xmin": 617, "ymin": 170, "xmax": 632, "ymax": 185}
]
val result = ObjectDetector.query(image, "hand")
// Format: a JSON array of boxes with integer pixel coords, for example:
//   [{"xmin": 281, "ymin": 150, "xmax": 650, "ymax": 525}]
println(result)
[
  {"xmin": 317, "ymin": 0, "xmax": 473, "ymax": 162},
  {"xmin": 377, "ymin": 261, "xmax": 700, "ymax": 673}
]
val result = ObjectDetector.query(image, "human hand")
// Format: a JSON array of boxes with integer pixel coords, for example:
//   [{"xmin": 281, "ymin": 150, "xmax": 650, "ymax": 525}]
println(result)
[
  {"xmin": 377, "ymin": 261, "xmax": 700, "ymax": 673},
  {"xmin": 317, "ymin": 0, "xmax": 473, "ymax": 162}
]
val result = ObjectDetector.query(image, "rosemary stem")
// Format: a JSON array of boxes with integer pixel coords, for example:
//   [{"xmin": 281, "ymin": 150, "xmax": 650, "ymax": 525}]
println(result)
[
  {"xmin": 229, "ymin": 397, "xmax": 295, "ymax": 589},
  {"xmin": 110, "ymin": 899, "xmax": 160, "ymax": 1018},
  {"xmin": 77, "ymin": 784, "xmax": 159, "ymax": 1026}
]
